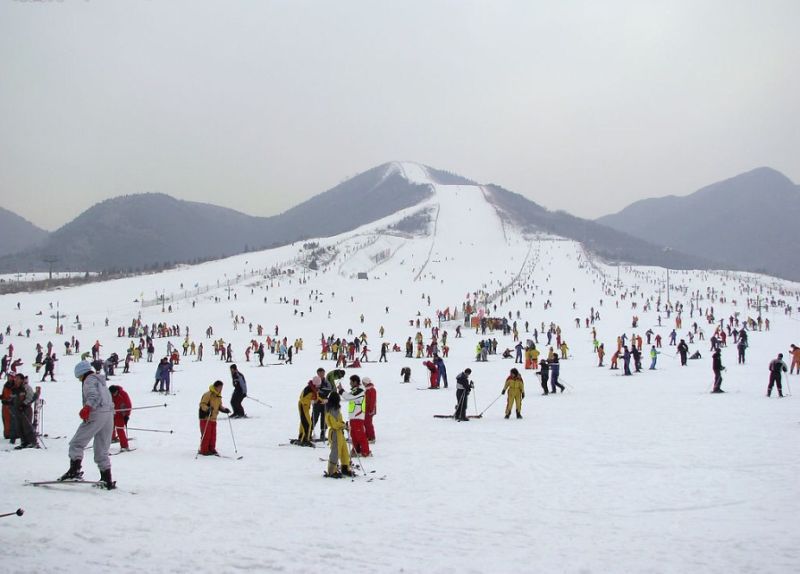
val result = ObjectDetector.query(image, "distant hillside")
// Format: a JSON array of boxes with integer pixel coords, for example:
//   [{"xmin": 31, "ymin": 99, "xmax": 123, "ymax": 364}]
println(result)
[
  {"xmin": 0, "ymin": 207, "xmax": 48, "ymax": 258},
  {"xmin": 483, "ymin": 185, "xmax": 714, "ymax": 270},
  {"xmin": 597, "ymin": 167, "xmax": 800, "ymax": 280},
  {"xmin": 0, "ymin": 163, "xmax": 432, "ymax": 272}
]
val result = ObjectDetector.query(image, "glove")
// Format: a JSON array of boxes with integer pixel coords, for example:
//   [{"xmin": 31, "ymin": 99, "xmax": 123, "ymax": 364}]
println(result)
[
  {"xmin": 79, "ymin": 405, "xmax": 92, "ymax": 421},
  {"xmin": 221, "ymin": 407, "xmax": 231, "ymax": 414},
  {"xmin": 501, "ymin": 389, "xmax": 505, "ymax": 395},
  {"xmin": 124, "ymin": 415, "xmax": 129, "ymax": 424},
  {"xmin": 522, "ymin": 393, "xmax": 525, "ymax": 399}
]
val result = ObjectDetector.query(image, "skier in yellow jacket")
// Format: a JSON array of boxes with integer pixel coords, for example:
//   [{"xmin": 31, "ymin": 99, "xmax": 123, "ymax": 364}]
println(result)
[
  {"xmin": 324, "ymin": 392, "xmax": 354, "ymax": 478},
  {"xmin": 502, "ymin": 368, "xmax": 525, "ymax": 419},
  {"xmin": 294, "ymin": 379, "xmax": 317, "ymax": 446}
]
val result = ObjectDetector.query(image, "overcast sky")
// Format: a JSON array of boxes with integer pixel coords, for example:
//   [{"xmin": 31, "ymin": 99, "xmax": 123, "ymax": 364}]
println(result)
[{"xmin": 1, "ymin": 1, "xmax": 798, "ymax": 231}]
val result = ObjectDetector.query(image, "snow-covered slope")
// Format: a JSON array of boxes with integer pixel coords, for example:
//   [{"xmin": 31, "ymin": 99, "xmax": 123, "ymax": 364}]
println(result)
[{"xmin": 1, "ymin": 163, "xmax": 799, "ymax": 573}]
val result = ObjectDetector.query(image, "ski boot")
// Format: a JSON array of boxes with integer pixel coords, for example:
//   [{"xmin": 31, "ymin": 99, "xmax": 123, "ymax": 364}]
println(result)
[
  {"xmin": 516, "ymin": 411, "xmax": 523, "ymax": 419},
  {"xmin": 100, "ymin": 468, "xmax": 116, "ymax": 490},
  {"xmin": 325, "ymin": 462, "xmax": 342, "ymax": 478},
  {"xmin": 341, "ymin": 465, "xmax": 356, "ymax": 477},
  {"xmin": 59, "ymin": 459, "xmax": 83, "ymax": 481}
]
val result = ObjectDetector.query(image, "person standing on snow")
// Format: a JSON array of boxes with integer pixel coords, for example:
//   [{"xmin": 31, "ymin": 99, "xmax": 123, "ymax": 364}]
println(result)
[
  {"xmin": 767, "ymin": 353, "xmax": 788, "ymax": 397},
  {"xmin": 310, "ymin": 368, "xmax": 328, "ymax": 440},
  {"xmin": 229, "ymin": 364, "xmax": 247, "ymax": 418},
  {"xmin": 789, "ymin": 344, "xmax": 800, "ymax": 374},
  {"xmin": 549, "ymin": 354, "xmax": 565, "ymax": 393},
  {"xmin": 454, "ymin": 368, "xmax": 473, "ymax": 421},
  {"xmin": 537, "ymin": 359, "xmax": 550, "ymax": 395},
  {"xmin": 108, "ymin": 385, "xmax": 132, "ymax": 451},
  {"xmin": 323, "ymin": 392, "xmax": 354, "ymax": 478},
  {"xmin": 198, "ymin": 380, "xmax": 231, "ymax": 456},
  {"xmin": 711, "ymin": 349, "xmax": 725, "ymax": 393},
  {"xmin": 434, "ymin": 355, "xmax": 448, "ymax": 388},
  {"xmin": 677, "ymin": 339, "xmax": 689, "ymax": 366},
  {"xmin": 60, "ymin": 361, "xmax": 115, "ymax": 489},
  {"xmin": 295, "ymin": 378, "xmax": 317, "ymax": 446},
  {"xmin": 364, "ymin": 377, "xmax": 377, "ymax": 443},
  {"xmin": 649, "ymin": 346, "xmax": 659, "ymax": 370},
  {"xmin": 423, "ymin": 360, "xmax": 439, "ymax": 389},
  {"xmin": 502, "ymin": 368, "xmax": 525, "ymax": 419},
  {"xmin": 152, "ymin": 357, "xmax": 172, "ymax": 393},
  {"xmin": 337, "ymin": 375, "xmax": 370, "ymax": 457},
  {"xmin": 737, "ymin": 336, "xmax": 747, "ymax": 364},
  {"xmin": 11, "ymin": 374, "xmax": 39, "ymax": 449}
]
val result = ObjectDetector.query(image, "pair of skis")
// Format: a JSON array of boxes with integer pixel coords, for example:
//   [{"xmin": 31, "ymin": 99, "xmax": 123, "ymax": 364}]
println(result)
[{"xmin": 318, "ymin": 458, "xmax": 386, "ymax": 481}]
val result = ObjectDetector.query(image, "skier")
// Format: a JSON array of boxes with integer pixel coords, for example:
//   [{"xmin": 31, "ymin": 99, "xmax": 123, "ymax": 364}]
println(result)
[
  {"xmin": 790, "ymin": 344, "xmax": 800, "ymax": 374},
  {"xmin": 502, "ymin": 368, "xmax": 525, "ymax": 419},
  {"xmin": 108, "ymin": 385, "xmax": 132, "ymax": 451},
  {"xmin": 59, "ymin": 361, "xmax": 115, "ymax": 489},
  {"xmin": 711, "ymin": 349, "xmax": 724, "ymax": 393},
  {"xmin": 364, "ymin": 377, "xmax": 377, "ymax": 443},
  {"xmin": 434, "ymin": 355, "xmax": 448, "ymax": 388},
  {"xmin": 454, "ymin": 368, "xmax": 472, "ymax": 421},
  {"xmin": 338, "ymin": 375, "xmax": 370, "ymax": 456},
  {"xmin": 11, "ymin": 374, "xmax": 39, "ymax": 449},
  {"xmin": 400, "ymin": 366, "xmax": 411, "ymax": 383},
  {"xmin": 549, "ymin": 354, "xmax": 565, "ymax": 393},
  {"xmin": 310, "ymin": 368, "xmax": 328, "ymax": 440},
  {"xmin": 41, "ymin": 354, "xmax": 57, "ymax": 381},
  {"xmin": 152, "ymin": 357, "xmax": 172, "ymax": 393},
  {"xmin": 649, "ymin": 346, "xmax": 659, "ymax": 370},
  {"xmin": 538, "ymin": 359, "xmax": 550, "ymax": 395},
  {"xmin": 423, "ymin": 360, "xmax": 439, "ymax": 389},
  {"xmin": 198, "ymin": 381, "xmax": 231, "ymax": 456},
  {"xmin": 622, "ymin": 346, "xmax": 632, "ymax": 376},
  {"xmin": 677, "ymin": 339, "xmax": 689, "ymax": 366},
  {"xmin": 295, "ymin": 379, "xmax": 317, "ymax": 446},
  {"xmin": 737, "ymin": 336, "xmax": 747, "ymax": 364},
  {"xmin": 767, "ymin": 353, "xmax": 788, "ymax": 397},
  {"xmin": 323, "ymin": 392, "xmax": 353, "ymax": 478},
  {"xmin": 229, "ymin": 364, "xmax": 247, "ymax": 418}
]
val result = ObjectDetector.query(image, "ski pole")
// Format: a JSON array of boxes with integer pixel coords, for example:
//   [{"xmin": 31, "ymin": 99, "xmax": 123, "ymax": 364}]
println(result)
[
  {"xmin": 125, "ymin": 403, "xmax": 169, "ymax": 411},
  {"xmin": 125, "ymin": 427, "xmax": 174, "ymax": 434},
  {"xmin": 0, "ymin": 509, "xmax": 24, "ymax": 519},
  {"xmin": 246, "ymin": 395, "xmax": 272, "ymax": 408},
  {"xmin": 226, "ymin": 415, "xmax": 239, "ymax": 455},
  {"xmin": 96, "ymin": 403, "xmax": 168, "ymax": 414},
  {"xmin": 454, "ymin": 388, "xmax": 468, "ymax": 419},
  {"xmin": 345, "ymin": 426, "xmax": 367, "ymax": 477},
  {"xmin": 472, "ymin": 384, "xmax": 479, "ymax": 417},
  {"xmin": 479, "ymin": 393, "xmax": 504, "ymax": 417}
]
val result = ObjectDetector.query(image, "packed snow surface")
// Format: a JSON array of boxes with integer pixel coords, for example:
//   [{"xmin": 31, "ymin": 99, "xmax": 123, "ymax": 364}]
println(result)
[{"xmin": 1, "ymin": 163, "xmax": 799, "ymax": 573}]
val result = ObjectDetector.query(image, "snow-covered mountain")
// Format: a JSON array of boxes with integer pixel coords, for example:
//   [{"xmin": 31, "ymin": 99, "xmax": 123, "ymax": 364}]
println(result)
[
  {"xmin": 0, "ymin": 160, "xmax": 715, "ymax": 276},
  {"xmin": 1, "ymin": 164, "xmax": 799, "ymax": 572},
  {"xmin": 0, "ymin": 162, "xmax": 433, "ymax": 273}
]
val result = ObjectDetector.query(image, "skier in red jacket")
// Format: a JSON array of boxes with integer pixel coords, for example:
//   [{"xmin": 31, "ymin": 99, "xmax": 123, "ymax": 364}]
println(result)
[
  {"xmin": 423, "ymin": 360, "xmax": 439, "ymax": 389},
  {"xmin": 108, "ymin": 385, "xmax": 132, "ymax": 451},
  {"xmin": 363, "ymin": 377, "xmax": 377, "ymax": 443}
]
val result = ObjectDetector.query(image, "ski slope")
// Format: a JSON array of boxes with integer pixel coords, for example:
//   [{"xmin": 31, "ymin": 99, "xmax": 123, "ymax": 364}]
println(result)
[{"xmin": 1, "ymin": 162, "xmax": 799, "ymax": 574}]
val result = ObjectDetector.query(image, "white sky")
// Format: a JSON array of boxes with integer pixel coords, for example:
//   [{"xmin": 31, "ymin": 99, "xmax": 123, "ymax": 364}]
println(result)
[{"xmin": 1, "ymin": 0, "xmax": 798, "ymax": 230}]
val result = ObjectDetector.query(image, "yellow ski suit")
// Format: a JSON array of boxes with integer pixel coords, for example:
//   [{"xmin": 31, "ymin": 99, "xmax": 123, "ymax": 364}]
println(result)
[
  {"xmin": 325, "ymin": 407, "xmax": 351, "ymax": 475},
  {"xmin": 503, "ymin": 375, "xmax": 525, "ymax": 417},
  {"xmin": 297, "ymin": 383, "xmax": 317, "ymax": 443}
]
